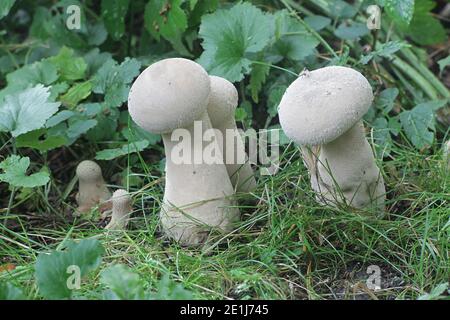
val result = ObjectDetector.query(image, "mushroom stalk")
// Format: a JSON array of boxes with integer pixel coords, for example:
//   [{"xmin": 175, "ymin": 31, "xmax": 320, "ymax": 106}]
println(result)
[
  {"xmin": 207, "ymin": 76, "xmax": 256, "ymax": 192},
  {"xmin": 311, "ymin": 121, "xmax": 385, "ymax": 209},
  {"xmin": 106, "ymin": 189, "xmax": 132, "ymax": 231},
  {"xmin": 161, "ymin": 111, "xmax": 239, "ymax": 245}
]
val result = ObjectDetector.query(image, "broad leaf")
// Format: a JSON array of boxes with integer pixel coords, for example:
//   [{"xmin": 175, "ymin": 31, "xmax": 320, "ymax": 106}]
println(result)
[
  {"xmin": 0, "ymin": 155, "xmax": 49, "ymax": 188},
  {"xmin": 48, "ymin": 47, "xmax": 87, "ymax": 82},
  {"xmin": 144, "ymin": 0, "xmax": 187, "ymax": 41},
  {"xmin": 0, "ymin": 0, "xmax": 15, "ymax": 20},
  {"xmin": 101, "ymin": 0, "xmax": 130, "ymax": 40},
  {"xmin": 385, "ymin": 0, "xmax": 415, "ymax": 27},
  {"xmin": 95, "ymin": 140, "xmax": 149, "ymax": 161},
  {"xmin": 100, "ymin": 264, "xmax": 144, "ymax": 300},
  {"xmin": 0, "ymin": 282, "xmax": 25, "ymax": 300},
  {"xmin": 16, "ymin": 129, "xmax": 67, "ymax": 152},
  {"xmin": 334, "ymin": 22, "xmax": 369, "ymax": 40},
  {"xmin": 198, "ymin": 2, "xmax": 274, "ymax": 82},
  {"xmin": 0, "ymin": 85, "xmax": 60, "ymax": 137}
]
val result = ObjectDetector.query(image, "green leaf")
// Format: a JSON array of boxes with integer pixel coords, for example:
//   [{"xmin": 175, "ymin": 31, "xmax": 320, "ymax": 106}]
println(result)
[
  {"xmin": 101, "ymin": 0, "xmax": 130, "ymax": 40},
  {"xmin": 0, "ymin": 282, "xmax": 25, "ymax": 300},
  {"xmin": 437, "ymin": 56, "xmax": 450, "ymax": 76},
  {"xmin": 326, "ymin": 0, "xmax": 357, "ymax": 19},
  {"xmin": 385, "ymin": 0, "xmax": 415, "ymax": 27},
  {"xmin": 0, "ymin": 0, "xmax": 15, "ymax": 20},
  {"xmin": 148, "ymin": 274, "xmax": 193, "ymax": 300},
  {"xmin": 100, "ymin": 264, "xmax": 144, "ymax": 300},
  {"xmin": 418, "ymin": 282, "xmax": 449, "ymax": 300},
  {"xmin": 93, "ymin": 58, "xmax": 141, "ymax": 108},
  {"xmin": 48, "ymin": 47, "xmax": 87, "ymax": 82},
  {"xmin": 0, "ymin": 85, "xmax": 60, "ymax": 137},
  {"xmin": 268, "ymin": 85, "xmax": 287, "ymax": 118},
  {"xmin": 399, "ymin": 100, "xmax": 446, "ymax": 150},
  {"xmin": 334, "ymin": 22, "xmax": 369, "ymax": 40},
  {"xmin": 249, "ymin": 63, "xmax": 270, "ymax": 103},
  {"xmin": 16, "ymin": 129, "xmax": 67, "ymax": 152},
  {"xmin": 375, "ymin": 88, "xmax": 399, "ymax": 114},
  {"xmin": 60, "ymin": 81, "xmax": 92, "ymax": 109},
  {"xmin": 272, "ymin": 10, "xmax": 319, "ymax": 62},
  {"xmin": 198, "ymin": 2, "xmax": 274, "ymax": 82},
  {"xmin": 304, "ymin": 15, "xmax": 331, "ymax": 31},
  {"xmin": 372, "ymin": 117, "xmax": 398, "ymax": 157},
  {"xmin": 95, "ymin": 140, "xmax": 149, "ymax": 161},
  {"xmin": 35, "ymin": 239, "xmax": 104, "ymax": 300},
  {"xmin": 406, "ymin": 0, "xmax": 446, "ymax": 45},
  {"xmin": 0, "ymin": 155, "xmax": 49, "ymax": 188},
  {"xmin": 6, "ymin": 60, "xmax": 58, "ymax": 90},
  {"xmin": 360, "ymin": 41, "xmax": 409, "ymax": 65},
  {"xmin": 144, "ymin": 0, "xmax": 187, "ymax": 41}
]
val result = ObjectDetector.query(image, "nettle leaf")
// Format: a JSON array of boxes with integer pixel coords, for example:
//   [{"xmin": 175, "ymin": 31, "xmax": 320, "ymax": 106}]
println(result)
[
  {"xmin": 6, "ymin": 60, "xmax": 58, "ymax": 90},
  {"xmin": 385, "ymin": 0, "xmax": 415, "ymax": 27},
  {"xmin": 375, "ymin": 88, "xmax": 399, "ymax": 114},
  {"xmin": 35, "ymin": 239, "xmax": 104, "ymax": 300},
  {"xmin": 399, "ymin": 100, "xmax": 446, "ymax": 150},
  {"xmin": 198, "ymin": 2, "xmax": 274, "ymax": 82},
  {"xmin": 406, "ymin": 0, "xmax": 446, "ymax": 45},
  {"xmin": 95, "ymin": 140, "xmax": 149, "ymax": 161},
  {"xmin": 360, "ymin": 41, "xmax": 409, "ymax": 65},
  {"xmin": 93, "ymin": 58, "xmax": 141, "ymax": 108},
  {"xmin": 0, "ymin": 282, "xmax": 25, "ymax": 300},
  {"xmin": 144, "ymin": 0, "xmax": 187, "ymax": 41},
  {"xmin": 249, "ymin": 63, "xmax": 270, "ymax": 103},
  {"xmin": 372, "ymin": 117, "xmax": 399, "ymax": 157},
  {"xmin": 0, "ymin": 0, "xmax": 15, "ymax": 20},
  {"xmin": 100, "ymin": 264, "xmax": 144, "ymax": 300},
  {"xmin": 0, "ymin": 85, "xmax": 60, "ymax": 137},
  {"xmin": 48, "ymin": 47, "xmax": 88, "ymax": 82},
  {"xmin": 16, "ymin": 129, "xmax": 67, "ymax": 152},
  {"xmin": 272, "ymin": 10, "xmax": 319, "ymax": 62},
  {"xmin": 101, "ymin": 0, "xmax": 130, "ymax": 40},
  {"xmin": 334, "ymin": 22, "xmax": 369, "ymax": 40},
  {"xmin": 0, "ymin": 155, "xmax": 49, "ymax": 188}
]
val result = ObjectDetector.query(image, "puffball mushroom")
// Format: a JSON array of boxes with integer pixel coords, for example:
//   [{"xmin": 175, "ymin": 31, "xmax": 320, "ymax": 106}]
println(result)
[
  {"xmin": 128, "ymin": 58, "xmax": 239, "ymax": 246},
  {"xmin": 208, "ymin": 76, "xmax": 256, "ymax": 192},
  {"xmin": 105, "ymin": 189, "xmax": 132, "ymax": 231},
  {"xmin": 75, "ymin": 160, "xmax": 112, "ymax": 214},
  {"xmin": 279, "ymin": 66, "xmax": 386, "ymax": 211}
]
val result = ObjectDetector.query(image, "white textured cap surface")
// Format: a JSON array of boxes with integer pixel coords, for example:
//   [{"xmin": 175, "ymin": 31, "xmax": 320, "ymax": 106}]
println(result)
[
  {"xmin": 76, "ymin": 160, "xmax": 102, "ymax": 180},
  {"xmin": 128, "ymin": 58, "xmax": 210, "ymax": 134},
  {"xmin": 279, "ymin": 66, "xmax": 373, "ymax": 145},
  {"xmin": 207, "ymin": 76, "xmax": 238, "ymax": 126}
]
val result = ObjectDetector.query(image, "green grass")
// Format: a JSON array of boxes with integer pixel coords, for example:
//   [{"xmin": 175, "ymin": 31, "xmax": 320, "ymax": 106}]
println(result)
[{"xmin": 1, "ymin": 138, "xmax": 448, "ymax": 300}]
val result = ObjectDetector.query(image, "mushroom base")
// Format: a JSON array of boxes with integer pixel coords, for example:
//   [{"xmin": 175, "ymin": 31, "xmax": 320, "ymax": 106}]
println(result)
[
  {"xmin": 303, "ymin": 122, "xmax": 386, "ymax": 213},
  {"xmin": 160, "ymin": 112, "xmax": 240, "ymax": 246}
]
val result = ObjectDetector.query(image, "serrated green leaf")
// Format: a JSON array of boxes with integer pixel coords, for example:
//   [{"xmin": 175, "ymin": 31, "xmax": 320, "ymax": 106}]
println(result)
[
  {"xmin": 372, "ymin": 117, "xmax": 396, "ymax": 157},
  {"xmin": 144, "ymin": 0, "xmax": 187, "ymax": 41},
  {"xmin": 0, "ymin": 0, "xmax": 15, "ymax": 20},
  {"xmin": 198, "ymin": 2, "xmax": 274, "ymax": 82},
  {"xmin": 0, "ymin": 282, "xmax": 25, "ymax": 300},
  {"xmin": 95, "ymin": 140, "xmax": 149, "ymax": 161},
  {"xmin": 385, "ymin": 0, "xmax": 415, "ymax": 27},
  {"xmin": 16, "ymin": 129, "xmax": 67, "ymax": 152},
  {"xmin": 48, "ymin": 47, "xmax": 87, "ymax": 82},
  {"xmin": 334, "ymin": 22, "xmax": 369, "ymax": 40},
  {"xmin": 375, "ymin": 88, "xmax": 399, "ymax": 114},
  {"xmin": 67, "ymin": 118, "xmax": 98, "ymax": 140},
  {"xmin": 6, "ymin": 60, "xmax": 58, "ymax": 90},
  {"xmin": 0, "ymin": 155, "xmax": 49, "ymax": 188},
  {"xmin": 61, "ymin": 81, "xmax": 92, "ymax": 108},
  {"xmin": 100, "ymin": 264, "xmax": 144, "ymax": 300},
  {"xmin": 35, "ymin": 239, "xmax": 104, "ymax": 300},
  {"xmin": 360, "ymin": 41, "xmax": 409, "ymax": 65},
  {"xmin": 101, "ymin": 0, "xmax": 130, "ymax": 40},
  {"xmin": 93, "ymin": 58, "xmax": 141, "ymax": 108},
  {"xmin": 399, "ymin": 100, "xmax": 446, "ymax": 150},
  {"xmin": 0, "ymin": 85, "xmax": 60, "ymax": 137}
]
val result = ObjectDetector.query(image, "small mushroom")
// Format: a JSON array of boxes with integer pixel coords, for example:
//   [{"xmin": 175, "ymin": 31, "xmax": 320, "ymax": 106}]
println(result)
[
  {"xmin": 128, "ymin": 58, "xmax": 239, "ymax": 246},
  {"xmin": 279, "ymin": 66, "xmax": 385, "ymax": 211},
  {"xmin": 105, "ymin": 189, "xmax": 132, "ymax": 231},
  {"xmin": 444, "ymin": 140, "xmax": 450, "ymax": 170},
  {"xmin": 208, "ymin": 75, "xmax": 256, "ymax": 192},
  {"xmin": 75, "ymin": 160, "xmax": 111, "ymax": 214}
]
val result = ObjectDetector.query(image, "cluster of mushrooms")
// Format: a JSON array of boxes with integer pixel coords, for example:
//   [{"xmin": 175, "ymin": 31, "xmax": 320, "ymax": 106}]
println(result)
[{"xmin": 75, "ymin": 58, "xmax": 390, "ymax": 246}]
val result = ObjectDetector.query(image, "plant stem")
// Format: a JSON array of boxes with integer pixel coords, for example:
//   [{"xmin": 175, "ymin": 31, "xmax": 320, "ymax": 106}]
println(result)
[{"xmin": 251, "ymin": 60, "xmax": 299, "ymax": 77}]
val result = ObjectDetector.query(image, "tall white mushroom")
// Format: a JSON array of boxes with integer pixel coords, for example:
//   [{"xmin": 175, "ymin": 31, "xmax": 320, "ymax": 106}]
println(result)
[
  {"xmin": 208, "ymin": 76, "xmax": 256, "ymax": 192},
  {"xmin": 105, "ymin": 189, "xmax": 132, "ymax": 231},
  {"xmin": 75, "ymin": 160, "xmax": 112, "ymax": 214},
  {"xmin": 279, "ymin": 66, "xmax": 385, "ymax": 211},
  {"xmin": 128, "ymin": 58, "xmax": 239, "ymax": 246}
]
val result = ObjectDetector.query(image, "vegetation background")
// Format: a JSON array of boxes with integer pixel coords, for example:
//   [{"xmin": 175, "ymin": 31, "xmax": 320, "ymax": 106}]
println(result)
[{"xmin": 0, "ymin": 0, "xmax": 449, "ymax": 300}]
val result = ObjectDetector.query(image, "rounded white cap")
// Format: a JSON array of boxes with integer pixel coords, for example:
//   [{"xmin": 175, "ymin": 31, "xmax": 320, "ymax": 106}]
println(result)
[
  {"xmin": 207, "ymin": 76, "xmax": 238, "ymax": 126},
  {"xmin": 279, "ymin": 66, "xmax": 373, "ymax": 145},
  {"xmin": 128, "ymin": 58, "xmax": 211, "ymax": 134},
  {"xmin": 76, "ymin": 160, "xmax": 102, "ymax": 181}
]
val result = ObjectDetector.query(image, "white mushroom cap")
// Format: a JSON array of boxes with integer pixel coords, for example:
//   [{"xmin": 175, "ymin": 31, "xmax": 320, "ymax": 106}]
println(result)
[
  {"xmin": 128, "ymin": 58, "xmax": 211, "ymax": 134},
  {"xmin": 278, "ymin": 66, "xmax": 373, "ymax": 146},
  {"xmin": 207, "ymin": 76, "xmax": 238, "ymax": 126},
  {"xmin": 112, "ymin": 189, "xmax": 131, "ymax": 209},
  {"xmin": 76, "ymin": 160, "xmax": 103, "ymax": 182}
]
